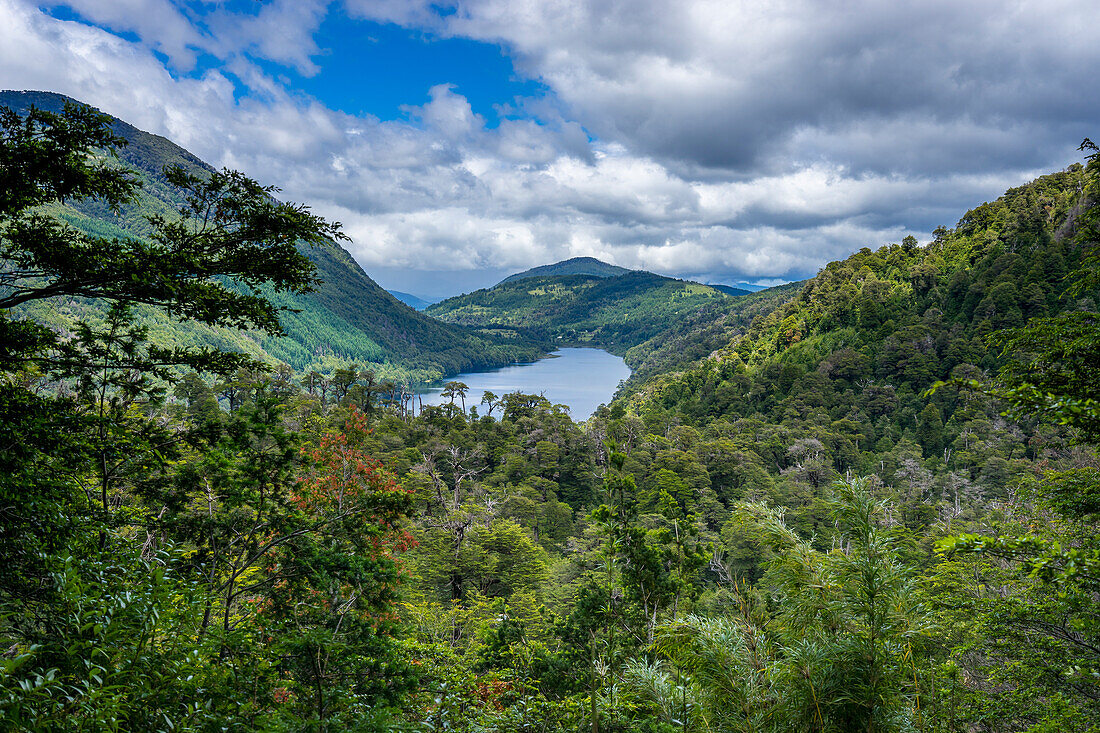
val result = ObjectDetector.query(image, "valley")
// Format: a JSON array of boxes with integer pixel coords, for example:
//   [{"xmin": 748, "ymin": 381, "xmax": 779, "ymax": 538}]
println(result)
[{"xmin": 2, "ymin": 94, "xmax": 1099, "ymax": 732}]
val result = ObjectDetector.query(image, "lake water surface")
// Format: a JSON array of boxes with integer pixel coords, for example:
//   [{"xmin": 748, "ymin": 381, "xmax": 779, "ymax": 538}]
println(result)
[{"xmin": 416, "ymin": 348, "xmax": 630, "ymax": 420}]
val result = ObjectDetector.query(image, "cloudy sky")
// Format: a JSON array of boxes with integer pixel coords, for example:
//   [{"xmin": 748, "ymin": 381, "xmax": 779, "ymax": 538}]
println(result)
[{"xmin": 1, "ymin": 0, "xmax": 1097, "ymax": 298}]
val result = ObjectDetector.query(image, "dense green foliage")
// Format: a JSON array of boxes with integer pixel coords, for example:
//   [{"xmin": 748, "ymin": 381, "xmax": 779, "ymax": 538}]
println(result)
[
  {"xmin": 622, "ymin": 282, "xmax": 803, "ymax": 384},
  {"xmin": 1, "ymin": 101, "xmax": 419, "ymax": 729},
  {"xmin": 4, "ymin": 97, "xmax": 1100, "ymax": 732},
  {"xmin": 428, "ymin": 270, "xmax": 741, "ymax": 355},
  {"xmin": 582, "ymin": 155, "xmax": 1099, "ymax": 731},
  {"xmin": 392, "ymin": 152, "xmax": 1099, "ymax": 731}
]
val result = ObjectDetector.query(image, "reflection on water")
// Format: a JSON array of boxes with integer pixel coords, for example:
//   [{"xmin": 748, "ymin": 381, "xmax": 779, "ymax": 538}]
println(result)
[{"xmin": 416, "ymin": 348, "xmax": 630, "ymax": 420}]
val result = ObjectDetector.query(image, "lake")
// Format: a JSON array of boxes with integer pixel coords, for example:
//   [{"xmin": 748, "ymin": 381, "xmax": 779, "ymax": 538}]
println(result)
[{"xmin": 415, "ymin": 347, "xmax": 630, "ymax": 420}]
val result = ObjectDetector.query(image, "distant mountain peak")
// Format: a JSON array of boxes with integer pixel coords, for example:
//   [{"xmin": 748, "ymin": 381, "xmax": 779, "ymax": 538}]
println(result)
[
  {"xmin": 499, "ymin": 257, "xmax": 632, "ymax": 285},
  {"xmin": 387, "ymin": 290, "xmax": 440, "ymax": 311}
]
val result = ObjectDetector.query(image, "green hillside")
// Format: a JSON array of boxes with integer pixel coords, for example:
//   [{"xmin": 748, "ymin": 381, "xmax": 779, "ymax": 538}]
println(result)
[
  {"xmin": 7, "ymin": 90, "xmax": 1100, "ymax": 731},
  {"xmin": 617, "ymin": 161, "xmax": 1095, "ymax": 453},
  {"xmin": 622, "ymin": 280, "xmax": 803, "ymax": 382},
  {"xmin": 498, "ymin": 255, "xmax": 631, "ymax": 284},
  {"xmin": 0, "ymin": 90, "xmax": 541, "ymax": 383},
  {"xmin": 427, "ymin": 269, "xmax": 747, "ymax": 354}
]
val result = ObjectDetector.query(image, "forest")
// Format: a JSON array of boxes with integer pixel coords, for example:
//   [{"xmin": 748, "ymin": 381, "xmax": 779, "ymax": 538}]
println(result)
[
  {"xmin": 1, "ymin": 102, "xmax": 1098, "ymax": 733},
  {"xmin": 427, "ymin": 269, "xmax": 743, "ymax": 355}
]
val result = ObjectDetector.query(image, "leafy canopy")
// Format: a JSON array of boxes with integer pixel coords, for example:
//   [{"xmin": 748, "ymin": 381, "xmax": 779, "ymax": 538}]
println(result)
[{"xmin": 0, "ymin": 101, "xmax": 345, "ymax": 341}]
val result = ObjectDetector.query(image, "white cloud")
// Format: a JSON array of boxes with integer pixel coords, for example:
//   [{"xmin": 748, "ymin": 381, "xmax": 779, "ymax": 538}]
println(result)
[
  {"xmin": 40, "ymin": 0, "xmax": 332, "ymax": 74},
  {"xmin": 1, "ymin": 0, "xmax": 1093, "ymax": 294},
  {"xmin": 208, "ymin": 0, "xmax": 331, "ymax": 76},
  {"xmin": 348, "ymin": 0, "xmax": 1099, "ymax": 177},
  {"xmin": 39, "ymin": 0, "xmax": 205, "ymax": 68}
]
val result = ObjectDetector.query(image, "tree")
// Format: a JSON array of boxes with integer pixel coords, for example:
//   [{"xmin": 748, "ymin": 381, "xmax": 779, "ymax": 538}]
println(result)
[
  {"xmin": 933, "ymin": 139, "xmax": 1100, "ymax": 729},
  {"xmin": 331, "ymin": 364, "xmax": 359, "ymax": 404},
  {"xmin": 916, "ymin": 403, "xmax": 945, "ymax": 458},
  {"xmin": 300, "ymin": 369, "xmax": 325, "ymax": 398},
  {"xmin": 0, "ymin": 104, "xmax": 343, "ymax": 343},
  {"xmin": 752, "ymin": 478, "xmax": 933, "ymax": 732},
  {"xmin": 613, "ymin": 478, "xmax": 935, "ymax": 732},
  {"xmin": 441, "ymin": 381, "xmax": 470, "ymax": 414},
  {"xmin": 262, "ymin": 407, "xmax": 416, "ymax": 727},
  {"xmin": 0, "ymin": 101, "xmax": 359, "ymax": 729},
  {"xmin": 624, "ymin": 478, "xmax": 932, "ymax": 733},
  {"xmin": 481, "ymin": 390, "xmax": 499, "ymax": 418}
]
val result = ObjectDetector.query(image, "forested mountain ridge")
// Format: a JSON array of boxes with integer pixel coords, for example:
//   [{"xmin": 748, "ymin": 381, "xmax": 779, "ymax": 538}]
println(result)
[
  {"xmin": 498, "ymin": 256, "xmax": 633, "ymax": 284},
  {"xmin": 0, "ymin": 90, "xmax": 542, "ymax": 383},
  {"xmin": 621, "ymin": 280, "xmax": 804, "ymax": 383},
  {"xmin": 620, "ymin": 162, "xmax": 1092, "ymax": 430},
  {"xmin": 427, "ymin": 268, "xmax": 747, "ymax": 355},
  {"xmin": 584, "ymin": 159, "xmax": 1096, "ymax": 591}
]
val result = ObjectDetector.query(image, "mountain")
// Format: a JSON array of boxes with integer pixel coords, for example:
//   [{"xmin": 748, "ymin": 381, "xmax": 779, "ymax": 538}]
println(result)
[
  {"xmin": 498, "ymin": 256, "xmax": 632, "ymax": 284},
  {"xmin": 621, "ymin": 280, "xmax": 803, "ymax": 383},
  {"xmin": 426, "ymin": 269, "xmax": 742, "ymax": 355},
  {"xmin": 617, "ymin": 160, "xmax": 1095, "ymax": 452},
  {"xmin": 498, "ymin": 257, "xmax": 751, "ymax": 297},
  {"xmin": 708, "ymin": 283, "xmax": 754, "ymax": 296},
  {"xmin": 729, "ymin": 281, "xmax": 769, "ymax": 292},
  {"xmin": 387, "ymin": 290, "xmax": 439, "ymax": 310},
  {"xmin": 1, "ymin": 90, "xmax": 541, "ymax": 383}
]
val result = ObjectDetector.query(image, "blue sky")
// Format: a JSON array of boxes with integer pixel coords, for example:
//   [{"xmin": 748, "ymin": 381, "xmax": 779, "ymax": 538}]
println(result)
[
  {"xmin": 290, "ymin": 18, "xmax": 550, "ymax": 126},
  {"xmin": 42, "ymin": 2, "xmax": 551, "ymax": 123},
  {"xmin": 4, "ymin": 0, "xmax": 1099, "ymax": 298}
]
